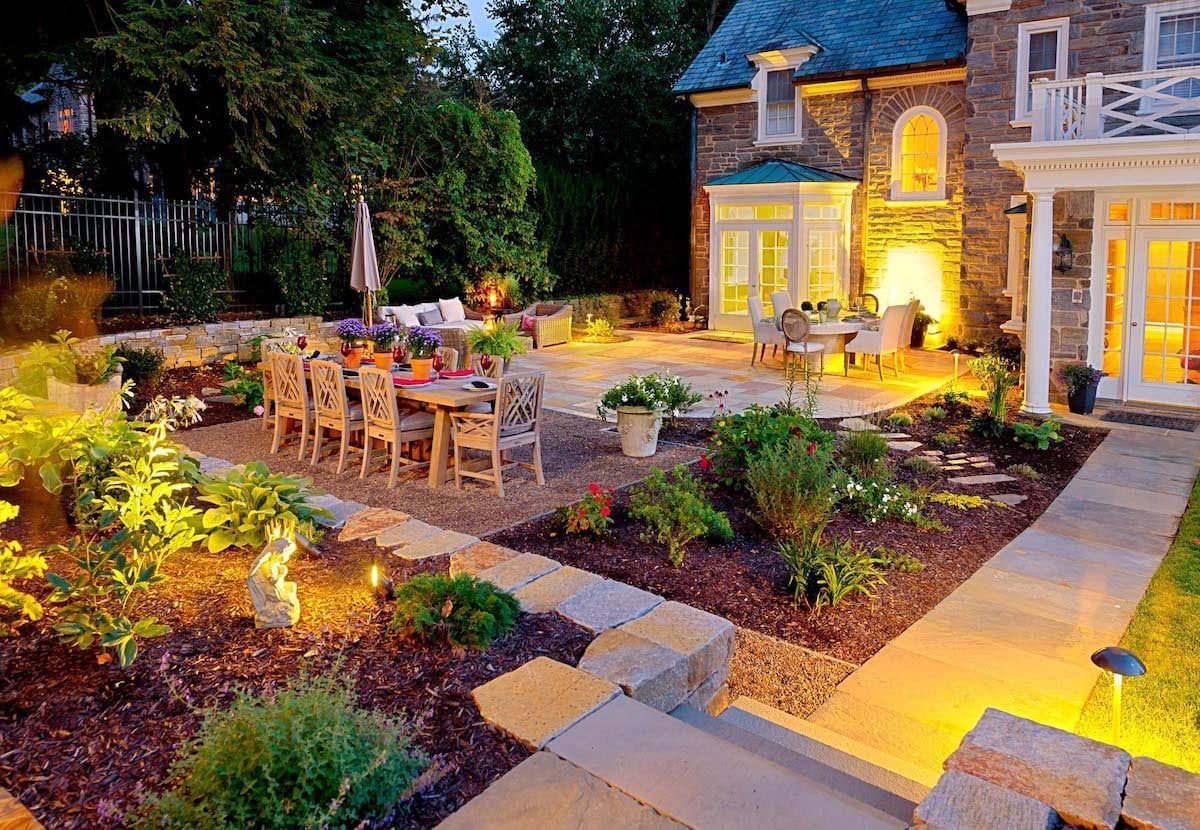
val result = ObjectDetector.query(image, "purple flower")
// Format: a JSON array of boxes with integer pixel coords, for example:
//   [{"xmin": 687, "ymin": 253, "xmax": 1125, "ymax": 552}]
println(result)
[
  {"xmin": 366, "ymin": 322, "xmax": 399, "ymax": 349},
  {"xmin": 336, "ymin": 318, "xmax": 368, "ymax": 343},
  {"xmin": 406, "ymin": 326, "xmax": 443, "ymax": 358},
  {"xmin": 1058, "ymin": 361, "xmax": 1103, "ymax": 393}
]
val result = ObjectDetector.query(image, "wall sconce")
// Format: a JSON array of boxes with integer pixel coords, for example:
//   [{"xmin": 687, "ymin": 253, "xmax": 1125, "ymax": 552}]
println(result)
[
  {"xmin": 1054, "ymin": 234, "xmax": 1074, "ymax": 272},
  {"xmin": 1091, "ymin": 646, "xmax": 1146, "ymax": 743}
]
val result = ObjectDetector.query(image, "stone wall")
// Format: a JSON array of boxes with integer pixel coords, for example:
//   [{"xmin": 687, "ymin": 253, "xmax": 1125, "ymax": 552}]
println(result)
[
  {"xmin": 0, "ymin": 316, "xmax": 339, "ymax": 386},
  {"xmin": 964, "ymin": 0, "xmax": 1165, "ymax": 345}
]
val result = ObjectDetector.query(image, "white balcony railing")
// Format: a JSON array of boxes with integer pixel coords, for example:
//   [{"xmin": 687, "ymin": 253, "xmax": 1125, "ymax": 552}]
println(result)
[{"xmin": 1031, "ymin": 67, "xmax": 1200, "ymax": 142}]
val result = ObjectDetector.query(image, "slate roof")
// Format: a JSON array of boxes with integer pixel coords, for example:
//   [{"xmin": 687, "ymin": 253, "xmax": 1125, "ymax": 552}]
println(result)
[
  {"xmin": 706, "ymin": 159, "xmax": 860, "ymax": 186},
  {"xmin": 673, "ymin": 0, "xmax": 966, "ymax": 95}
]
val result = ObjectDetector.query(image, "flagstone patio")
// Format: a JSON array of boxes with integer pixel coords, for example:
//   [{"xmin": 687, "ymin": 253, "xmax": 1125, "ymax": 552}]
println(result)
[{"xmin": 508, "ymin": 330, "xmax": 958, "ymax": 419}]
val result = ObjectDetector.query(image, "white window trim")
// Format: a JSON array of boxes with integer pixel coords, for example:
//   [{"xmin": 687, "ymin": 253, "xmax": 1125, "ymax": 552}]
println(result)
[
  {"xmin": 888, "ymin": 106, "xmax": 949, "ymax": 203},
  {"xmin": 1002, "ymin": 196, "xmax": 1027, "ymax": 336},
  {"xmin": 1013, "ymin": 17, "xmax": 1071, "ymax": 125},
  {"xmin": 748, "ymin": 47, "xmax": 814, "ymax": 147},
  {"xmin": 1143, "ymin": 0, "xmax": 1200, "ymax": 73}
]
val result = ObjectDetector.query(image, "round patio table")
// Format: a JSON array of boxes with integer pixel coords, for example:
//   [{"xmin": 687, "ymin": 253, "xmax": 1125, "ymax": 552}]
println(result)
[{"xmin": 808, "ymin": 319, "xmax": 865, "ymax": 363}]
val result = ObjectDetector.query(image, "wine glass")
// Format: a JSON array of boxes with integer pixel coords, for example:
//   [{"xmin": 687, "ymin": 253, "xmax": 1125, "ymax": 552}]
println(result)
[
  {"xmin": 479, "ymin": 354, "xmax": 493, "ymax": 374},
  {"xmin": 297, "ymin": 334, "xmax": 307, "ymax": 353},
  {"xmin": 340, "ymin": 341, "xmax": 351, "ymax": 358},
  {"xmin": 392, "ymin": 344, "xmax": 405, "ymax": 366},
  {"xmin": 431, "ymin": 351, "xmax": 444, "ymax": 373}
]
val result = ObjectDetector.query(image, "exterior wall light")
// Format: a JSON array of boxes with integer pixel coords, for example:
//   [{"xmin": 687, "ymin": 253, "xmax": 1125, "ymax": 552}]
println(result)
[
  {"xmin": 1091, "ymin": 646, "xmax": 1146, "ymax": 743},
  {"xmin": 1054, "ymin": 234, "xmax": 1074, "ymax": 272}
]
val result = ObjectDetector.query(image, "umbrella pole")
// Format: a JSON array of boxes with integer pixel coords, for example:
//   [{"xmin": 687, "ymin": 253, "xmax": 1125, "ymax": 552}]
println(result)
[{"xmin": 364, "ymin": 292, "xmax": 373, "ymax": 327}]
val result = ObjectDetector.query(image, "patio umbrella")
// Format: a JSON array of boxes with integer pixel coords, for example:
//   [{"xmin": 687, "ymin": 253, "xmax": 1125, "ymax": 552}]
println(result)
[{"xmin": 350, "ymin": 196, "xmax": 381, "ymax": 325}]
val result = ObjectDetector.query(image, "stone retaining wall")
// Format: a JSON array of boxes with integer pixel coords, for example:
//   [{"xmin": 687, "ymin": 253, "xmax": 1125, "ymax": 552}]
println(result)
[{"xmin": 0, "ymin": 316, "xmax": 339, "ymax": 386}]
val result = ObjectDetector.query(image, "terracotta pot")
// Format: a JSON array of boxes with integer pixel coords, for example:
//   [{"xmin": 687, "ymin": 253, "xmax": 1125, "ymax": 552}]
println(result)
[
  {"xmin": 344, "ymin": 347, "xmax": 364, "ymax": 369},
  {"xmin": 410, "ymin": 357, "xmax": 434, "ymax": 380},
  {"xmin": 615, "ymin": 406, "xmax": 663, "ymax": 457},
  {"xmin": 372, "ymin": 352, "xmax": 393, "ymax": 370}
]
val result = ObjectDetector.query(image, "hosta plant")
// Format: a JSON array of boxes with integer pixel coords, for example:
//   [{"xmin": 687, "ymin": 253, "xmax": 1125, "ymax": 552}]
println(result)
[
  {"xmin": 1012, "ymin": 419, "xmax": 1064, "ymax": 451},
  {"xmin": 197, "ymin": 461, "xmax": 331, "ymax": 552},
  {"xmin": 0, "ymin": 501, "xmax": 47, "ymax": 636},
  {"xmin": 391, "ymin": 573, "xmax": 519, "ymax": 650}
]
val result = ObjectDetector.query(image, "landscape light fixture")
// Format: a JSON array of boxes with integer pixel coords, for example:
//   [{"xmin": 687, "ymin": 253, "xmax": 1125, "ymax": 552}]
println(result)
[
  {"xmin": 951, "ymin": 349, "xmax": 961, "ymax": 389},
  {"xmin": 1055, "ymin": 234, "xmax": 1075, "ymax": 272},
  {"xmin": 370, "ymin": 561, "xmax": 396, "ymax": 601},
  {"xmin": 1091, "ymin": 646, "xmax": 1145, "ymax": 743}
]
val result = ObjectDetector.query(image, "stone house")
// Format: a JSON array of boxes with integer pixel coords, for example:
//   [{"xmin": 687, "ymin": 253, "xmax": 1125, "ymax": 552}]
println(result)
[{"xmin": 676, "ymin": 0, "xmax": 1200, "ymax": 411}]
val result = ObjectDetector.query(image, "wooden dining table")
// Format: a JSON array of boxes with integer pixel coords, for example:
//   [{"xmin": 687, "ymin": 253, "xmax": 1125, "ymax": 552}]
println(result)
[{"xmin": 262, "ymin": 361, "xmax": 498, "ymax": 488}]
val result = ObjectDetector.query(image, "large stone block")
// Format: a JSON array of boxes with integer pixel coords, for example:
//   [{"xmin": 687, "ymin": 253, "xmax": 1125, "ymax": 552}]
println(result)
[
  {"xmin": 338, "ymin": 507, "xmax": 409, "ymax": 542},
  {"xmin": 944, "ymin": 708, "xmax": 1129, "ymax": 829},
  {"xmin": 1122, "ymin": 756, "xmax": 1200, "ymax": 830},
  {"xmin": 471, "ymin": 657, "xmax": 621, "ymax": 749},
  {"xmin": 619, "ymin": 600, "xmax": 734, "ymax": 691},
  {"xmin": 392, "ymin": 529, "xmax": 478, "ymax": 561},
  {"xmin": 514, "ymin": 566, "xmax": 602, "ymax": 613},
  {"xmin": 450, "ymin": 541, "xmax": 521, "ymax": 578},
  {"xmin": 475, "ymin": 553, "xmax": 561, "ymax": 593},
  {"xmin": 579, "ymin": 628, "xmax": 690, "ymax": 712},
  {"xmin": 555, "ymin": 580, "xmax": 664, "ymax": 634},
  {"xmin": 0, "ymin": 788, "xmax": 44, "ymax": 830},
  {"xmin": 913, "ymin": 771, "xmax": 1060, "ymax": 830}
]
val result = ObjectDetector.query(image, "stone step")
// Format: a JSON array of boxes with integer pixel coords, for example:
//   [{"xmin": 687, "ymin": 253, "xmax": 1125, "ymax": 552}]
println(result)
[
  {"xmin": 671, "ymin": 703, "xmax": 918, "ymax": 823},
  {"xmin": 723, "ymin": 696, "xmax": 937, "ymax": 793},
  {"xmin": 545, "ymin": 694, "xmax": 904, "ymax": 830}
]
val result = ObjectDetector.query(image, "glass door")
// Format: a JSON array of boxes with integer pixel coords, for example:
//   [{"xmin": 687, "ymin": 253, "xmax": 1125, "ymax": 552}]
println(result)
[
  {"xmin": 711, "ymin": 224, "xmax": 791, "ymax": 330},
  {"xmin": 1127, "ymin": 228, "xmax": 1200, "ymax": 407}
]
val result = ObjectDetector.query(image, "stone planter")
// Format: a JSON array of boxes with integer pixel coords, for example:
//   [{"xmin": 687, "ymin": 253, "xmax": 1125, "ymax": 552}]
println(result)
[
  {"xmin": 616, "ymin": 406, "xmax": 663, "ymax": 458},
  {"xmin": 1067, "ymin": 383, "xmax": 1098, "ymax": 415},
  {"xmin": 46, "ymin": 372, "xmax": 122, "ymax": 414}
]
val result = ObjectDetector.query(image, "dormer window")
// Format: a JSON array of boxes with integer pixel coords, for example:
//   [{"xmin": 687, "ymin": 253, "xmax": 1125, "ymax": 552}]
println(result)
[
  {"xmin": 749, "ymin": 47, "xmax": 813, "ymax": 146},
  {"xmin": 764, "ymin": 70, "xmax": 796, "ymax": 136}
]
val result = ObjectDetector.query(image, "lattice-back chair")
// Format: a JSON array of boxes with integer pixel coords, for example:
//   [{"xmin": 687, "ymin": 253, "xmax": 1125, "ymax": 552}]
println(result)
[
  {"xmin": 358, "ymin": 367, "xmax": 436, "ymax": 488},
  {"xmin": 435, "ymin": 346, "xmax": 459, "ymax": 373},
  {"xmin": 780, "ymin": 308, "xmax": 825, "ymax": 377},
  {"xmin": 309, "ymin": 360, "xmax": 365, "ymax": 473},
  {"xmin": 260, "ymin": 367, "xmax": 276, "ymax": 433},
  {"xmin": 269, "ymin": 353, "xmax": 313, "ymax": 460},
  {"xmin": 472, "ymin": 353, "xmax": 505, "ymax": 379},
  {"xmin": 449, "ymin": 371, "xmax": 545, "ymax": 497}
]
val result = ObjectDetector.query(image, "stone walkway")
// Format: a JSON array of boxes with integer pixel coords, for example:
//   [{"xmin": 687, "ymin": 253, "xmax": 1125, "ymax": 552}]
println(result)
[
  {"xmin": 800, "ymin": 423, "xmax": 1200, "ymax": 785},
  {"xmin": 510, "ymin": 331, "xmax": 956, "ymax": 419}
]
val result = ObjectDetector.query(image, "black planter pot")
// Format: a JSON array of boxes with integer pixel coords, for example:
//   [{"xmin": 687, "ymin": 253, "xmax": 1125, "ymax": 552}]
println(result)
[
  {"xmin": 1067, "ymin": 383, "xmax": 1098, "ymax": 415},
  {"xmin": 911, "ymin": 321, "xmax": 929, "ymax": 348}
]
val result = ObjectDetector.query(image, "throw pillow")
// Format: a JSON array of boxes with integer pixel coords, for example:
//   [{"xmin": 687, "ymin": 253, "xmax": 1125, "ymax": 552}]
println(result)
[
  {"xmin": 438, "ymin": 297, "xmax": 466, "ymax": 323},
  {"xmin": 418, "ymin": 308, "xmax": 444, "ymax": 326},
  {"xmin": 520, "ymin": 314, "xmax": 536, "ymax": 333},
  {"xmin": 395, "ymin": 305, "xmax": 421, "ymax": 328}
]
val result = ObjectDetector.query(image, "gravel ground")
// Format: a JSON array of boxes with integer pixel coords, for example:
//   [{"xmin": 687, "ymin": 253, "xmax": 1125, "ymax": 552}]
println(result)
[
  {"xmin": 181, "ymin": 410, "xmax": 702, "ymax": 537},
  {"xmin": 727, "ymin": 628, "xmax": 855, "ymax": 718}
]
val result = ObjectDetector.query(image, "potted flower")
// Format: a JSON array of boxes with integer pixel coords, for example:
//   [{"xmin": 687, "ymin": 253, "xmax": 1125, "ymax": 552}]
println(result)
[
  {"xmin": 336, "ymin": 318, "xmax": 368, "ymax": 369},
  {"xmin": 597, "ymin": 372, "xmax": 699, "ymax": 457},
  {"xmin": 468, "ymin": 321, "xmax": 527, "ymax": 375},
  {"xmin": 366, "ymin": 322, "xmax": 399, "ymax": 370},
  {"xmin": 911, "ymin": 308, "xmax": 935, "ymax": 347},
  {"xmin": 406, "ymin": 327, "xmax": 443, "ymax": 380},
  {"xmin": 1059, "ymin": 362, "xmax": 1103, "ymax": 414}
]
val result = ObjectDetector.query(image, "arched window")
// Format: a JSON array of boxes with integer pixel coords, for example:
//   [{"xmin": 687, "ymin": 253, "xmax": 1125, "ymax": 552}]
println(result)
[{"xmin": 891, "ymin": 107, "xmax": 947, "ymax": 202}]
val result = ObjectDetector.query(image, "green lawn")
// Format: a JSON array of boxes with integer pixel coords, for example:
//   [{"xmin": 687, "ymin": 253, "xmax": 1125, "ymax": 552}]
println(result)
[{"xmin": 1076, "ymin": 475, "xmax": 1200, "ymax": 770}]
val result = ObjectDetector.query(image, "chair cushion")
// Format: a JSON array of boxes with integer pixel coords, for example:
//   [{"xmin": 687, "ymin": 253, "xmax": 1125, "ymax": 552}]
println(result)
[
  {"xmin": 418, "ymin": 308, "xmax": 444, "ymax": 326},
  {"xmin": 465, "ymin": 402, "xmax": 493, "ymax": 414},
  {"xmin": 347, "ymin": 404, "xmax": 364, "ymax": 420},
  {"xmin": 438, "ymin": 297, "xmax": 466, "ymax": 323},
  {"xmin": 520, "ymin": 314, "xmax": 537, "ymax": 332},
  {"xmin": 785, "ymin": 341, "xmax": 825, "ymax": 354},
  {"xmin": 846, "ymin": 331, "xmax": 883, "ymax": 352},
  {"xmin": 398, "ymin": 409, "xmax": 435, "ymax": 430}
]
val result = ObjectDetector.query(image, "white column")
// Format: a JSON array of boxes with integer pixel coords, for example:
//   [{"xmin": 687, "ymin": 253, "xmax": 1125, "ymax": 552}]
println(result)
[{"xmin": 1023, "ymin": 189, "xmax": 1056, "ymax": 416}]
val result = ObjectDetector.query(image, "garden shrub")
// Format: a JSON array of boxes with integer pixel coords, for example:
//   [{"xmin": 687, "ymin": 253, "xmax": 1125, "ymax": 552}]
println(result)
[
  {"xmin": 970, "ymin": 354, "xmax": 1018, "ymax": 423},
  {"xmin": 873, "ymin": 546, "xmax": 924, "ymax": 573},
  {"xmin": 922, "ymin": 405, "xmax": 947, "ymax": 421},
  {"xmin": 646, "ymin": 290, "xmax": 677, "ymax": 325},
  {"xmin": 940, "ymin": 389, "xmax": 969, "ymax": 408},
  {"xmin": 886, "ymin": 412, "xmax": 912, "ymax": 428},
  {"xmin": 0, "ymin": 274, "xmax": 113, "ymax": 338},
  {"xmin": 629, "ymin": 465, "xmax": 732, "ymax": 566},
  {"xmin": 563, "ymin": 484, "xmax": 613, "ymax": 536},
  {"xmin": 967, "ymin": 413, "xmax": 1012, "ymax": 441},
  {"xmin": 1012, "ymin": 419, "xmax": 1064, "ymax": 451},
  {"xmin": 776, "ymin": 528, "xmax": 885, "ymax": 612},
  {"xmin": 390, "ymin": 573, "xmax": 519, "ymax": 650},
  {"xmin": 221, "ymin": 362, "xmax": 265, "ymax": 410},
  {"xmin": 984, "ymin": 333, "xmax": 1023, "ymax": 368},
  {"xmin": 0, "ymin": 501, "xmax": 47, "ymax": 636},
  {"xmin": 197, "ymin": 461, "xmax": 331, "ymax": 553},
  {"xmin": 115, "ymin": 345, "xmax": 165, "ymax": 386},
  {"xmin": 1008, "ymin": 463, "xmax": 1040, "ymax": 481},
  {"xmin": 707, "ymin": 405, "xmax": 833, "ymax": 490},
  {"xmin": 931, "ymin": 431, "xmax": 960, "ymax": 448},
  {"xmin": 133, "ymin": 673, "xmax": 425, "ymax": 830},
  {"xmin": 746, "ymin": 440, "xmax": 837, "ymax": 541},
  {"xmin": 902, "ymin": 456, "xmax": 938, "ymax": 475},
  {"xmin": 271, "ymin": 247, "xmax": 332, "ymax": 317},
  {"xmin": 838, "ymin": 429, "xmax": 889, "ymax": 478},
  {"xmin": 838, "ymin": 475, "xmax": 923, "ymax": 526},
  {"xmin": 165, "ymin": 253, "xmax": 228, "ymax": 324},
  {"xmin": 13, "ymin": 331, "xmax": 122, "ymax": 397}
]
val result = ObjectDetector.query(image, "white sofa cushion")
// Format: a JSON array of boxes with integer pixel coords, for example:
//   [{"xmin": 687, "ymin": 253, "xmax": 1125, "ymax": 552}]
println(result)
[
  {"xmin": 438, "ymin": 297, "xmax": 467, "ymax": 323},
  {"xmin": 432, "ymin": 319, "xmax": 484, "ymax": 331},
  {"xmin": 393, "ymin": 305, "xmax": 421, "ymax": 327}
]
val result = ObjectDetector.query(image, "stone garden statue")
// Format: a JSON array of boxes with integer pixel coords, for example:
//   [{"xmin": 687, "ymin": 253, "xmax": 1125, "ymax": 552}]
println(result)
[{"xmin": 247, "ymin": 537, "xmax": 300, "ymax": 629}]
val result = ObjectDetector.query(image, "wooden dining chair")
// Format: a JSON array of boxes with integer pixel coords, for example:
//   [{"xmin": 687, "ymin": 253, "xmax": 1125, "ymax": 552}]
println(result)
[
  {"xmin": 269, "ymin": 353, "xmax": 313, "ymax": 460},
  {"xmin": 260, "ymin": 366, "xmax": 276, "ymax": 433},
  {"xmin": 449, "ymin": 371, "xmax": 545, "ymax": 497},
  {"xmin": 309, "ymin": 360, "xmax": 365, "ymax": 473},
  {"xmin": 780, "ymin": 309, "xmax": 825, "ymax": 377},
  {"xmin": 436, "ymin": 346, "xmax": 459, "ymax": 372},
  {"xmin": 358, "ymin": 367, "xmax": 436, "ymax": 488}
]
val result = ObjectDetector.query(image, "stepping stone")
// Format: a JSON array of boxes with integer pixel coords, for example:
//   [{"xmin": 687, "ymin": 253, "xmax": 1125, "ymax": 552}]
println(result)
[
  {"xmin": 913, "ymin": 770, "xmax": 1058, "ymax": 830},
  {"xmin": 968, "ymin": 455, "xmax": 990, "ymax": 463},
  {"xmin": 377, "ymin": 519, "xmax": 440, "ymax": 548},
  {"xmin": 838, "ymin": 417, "xmax": 880, "ymax": 432},
  {"xmin": 471, "ymin": 657, "xmax": 621, "ymax": 749},
  {"xmin": 971, "ymin": 462, "xmax": 997, "ymax": 470},
  {"xmin": 950, "ymin": 474, "xmax": 1016, "ymax": 486},
  {"xmin": 476, "ymin": 553, "xmax": 561, "ymax": 593},
  {"xmin": 339, "ymin": 507, "xmax": 410, "ymax": 542},
  {"xmin": 204, "ymin": 394, "xmax": 239, "ymax": 404},
  {"xmin": 880, "ymin": 432, "xmax": 911, "ymax": 440},
  {"xmin": 620, "ymin": 601, "xmax": 734, "ymax": 692},
  {"xmin": 308, "ymin": 494, "xmax": 367, "ymax": 529},
  {"xmin": 514, "ymin": 566, "xmax": 602, "ymax": 613},
  {"xmin": 945, "ymin": 708, "xmax": 1129, "ymax": 829},
  {"xmin": 1123, "ymin": 756, "xmax": 1200, "ymax": 830},
  {"xmin": 579, "ymin": 628, "xmax": 690, "ymax": 711},
  {"xmin": 990, "ymin": 494, "xmax": 1028, "ymax": 507},
  {"xmin": 0, "ymin": 787, "xmax": 44, "ymax": 830},
  {"xmin": 947, "ymin": 458, "xmax": 970, "ymax": 465},
  {"xmin": 887, "ymin": 441, "xmax": 923, "ymax": 452},
  {"xmin": 921, "ymin": 450, "xmax": 945, "ymax": 457},
  {"xmin": 196, "ymin": 455, "xmax": 233, "ymax": 473},
  {"xmin": 945, "ymin": 453, "xmax": 969, "ymax": 460},
  {"xmin": 393, "ymin": 529, "xmax": 479, "ymax": 561},
  {"xmin": 556, "ymin": 580, "xmax": 664, "ymax": 634},
  {"xmin": 438, "ymin": 752, "xmax": 685, "ymax": 830},
  {"xmin": 450, "ymin": 541, "xmax": 521, "ymax": 578}
]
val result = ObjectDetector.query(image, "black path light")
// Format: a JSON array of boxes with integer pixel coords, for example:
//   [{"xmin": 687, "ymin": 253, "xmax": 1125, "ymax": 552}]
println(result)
[{"xmin": 1091, "ymin": 646, "xmax": 1146, "ymax": 743}]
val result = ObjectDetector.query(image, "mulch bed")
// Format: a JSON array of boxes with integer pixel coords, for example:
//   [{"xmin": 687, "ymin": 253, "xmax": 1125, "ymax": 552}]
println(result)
[
  {"xmin": 619, "ymin": 321, "xmax": 703, "ymax": 335},
  {"xmin": 0, "ymin": 510, "xmax": 591, "ymax": 829},
  {"xmin": 129, "ymin": 365, "xmax": 256, "ymax": 428},
  {"xmin": 490, "ymin": 391, "xmax": 1108, "ymax": 665}
]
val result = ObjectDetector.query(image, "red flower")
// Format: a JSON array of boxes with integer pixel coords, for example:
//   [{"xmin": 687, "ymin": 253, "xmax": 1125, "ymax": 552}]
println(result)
[
  {"xmin": 699, "ymin": 454, "xmax": 712, "ymax": 471},
  {"xmin": 588, "ymin": 483, "xmax": 601, "ymax": 495},
  {"xmin": 806, "ymin": 442, "xmax": 817, "ymax": 456},
  {"xmin": 578, "ymin": 507, "xmax": 588, "ymax": 516},
  {"xmin": 600, "ymin": 506, "xmax": 612, "ymax": 517}
]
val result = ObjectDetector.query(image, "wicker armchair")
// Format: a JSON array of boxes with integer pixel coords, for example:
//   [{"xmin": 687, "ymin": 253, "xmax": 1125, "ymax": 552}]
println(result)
[{"xmin": 504, "ymin": 302, "xmax": 573, "ymax": 349}]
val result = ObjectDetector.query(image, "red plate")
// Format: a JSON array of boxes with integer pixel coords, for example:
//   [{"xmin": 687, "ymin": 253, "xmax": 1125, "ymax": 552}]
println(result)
[
  {"xmin": 439, "ymin": 369, "xmax": 474, "ymax": 378},
  {"xmin": 393, "ymin": 377, "xmax": 434, "ymax": 387}
]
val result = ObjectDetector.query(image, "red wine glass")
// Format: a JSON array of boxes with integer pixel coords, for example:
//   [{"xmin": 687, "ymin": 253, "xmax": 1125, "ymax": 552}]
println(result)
[
  {"xmin": 392, "ymin": 344, "xmax": 404, "ymax": 365},
  {"xmin": 431, "ymin": 352, "xmax": 444, "ymax": 373},
  {"xmin": 479, "ymin": 354, "xmax": 493, "ymax": 373},
  {"xmin": 297, "ymin": 335, "xmax": 307, "ymax": 352},
  {"xmin": 340, "ymin": 341, "xmax": 351, "ymax": 358}
]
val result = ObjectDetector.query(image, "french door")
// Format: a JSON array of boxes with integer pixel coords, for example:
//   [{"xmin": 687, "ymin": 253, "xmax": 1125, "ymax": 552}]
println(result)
[
  {"xmin": 711, "ymin": 225, "xmax": 791, "ymax": 330},
  {"xmin": 1126, "ymin": 227, "xmax": 1200, "ymax": 407}
]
